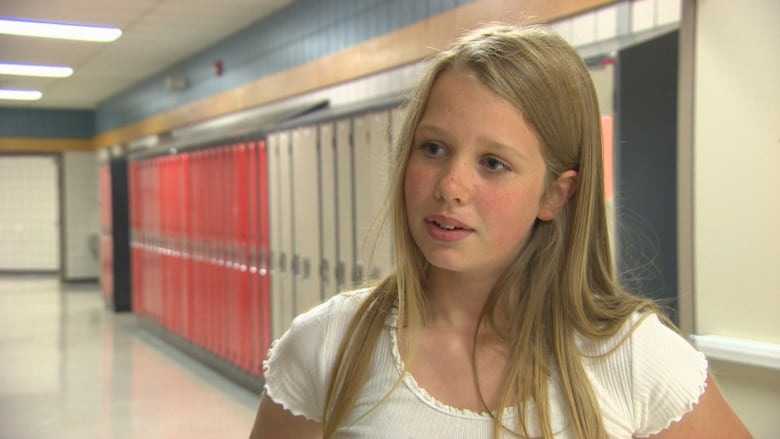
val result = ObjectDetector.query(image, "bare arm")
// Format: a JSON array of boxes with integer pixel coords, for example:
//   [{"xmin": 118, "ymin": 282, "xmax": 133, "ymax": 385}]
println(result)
[
  {"xmin": 249, "ymin": 392, "xmax": 322, "ymax": 439},
  {"xmin": 641, "ymin": 374, "xmax": 751, "ymax": 439}
]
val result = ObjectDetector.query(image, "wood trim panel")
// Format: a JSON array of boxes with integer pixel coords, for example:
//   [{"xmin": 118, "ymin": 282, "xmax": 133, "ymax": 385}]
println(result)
[
  {"xmin": 94, "ymin": 0, "xmax": 615, "ymax": 149},
  {"xmin": 0, "ymin": 137, "xmax": 93, "ymax": 153}
]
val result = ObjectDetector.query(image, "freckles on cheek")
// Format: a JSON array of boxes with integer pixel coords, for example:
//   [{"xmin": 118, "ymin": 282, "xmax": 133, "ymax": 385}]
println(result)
[
  {"xmin": 479, "ymin": 187, "xmax": 538, "ymax": 224},
  {"xmin": 404, "ymin": 166, "xmax": 426, "ymax": 202}
]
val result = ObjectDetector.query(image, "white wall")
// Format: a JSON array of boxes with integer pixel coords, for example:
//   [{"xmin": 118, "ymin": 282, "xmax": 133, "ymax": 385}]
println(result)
[
  {"xmin": 687, "ymin": 0, "xmax": 780, "ymax": 437},
  {"xmin": 61, "ymin": 151, "xmax": 101, "ymax": 280}
]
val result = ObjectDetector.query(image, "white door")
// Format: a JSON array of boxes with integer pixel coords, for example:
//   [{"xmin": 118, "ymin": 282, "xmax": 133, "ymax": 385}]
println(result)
[{"xmin": 0, "ymin": 156, "xmax": 60, "ymax": 271}]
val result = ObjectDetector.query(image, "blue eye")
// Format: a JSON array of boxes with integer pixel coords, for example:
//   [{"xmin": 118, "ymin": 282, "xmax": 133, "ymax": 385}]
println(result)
[
  {"xmin": 481, "ymin": 156, "xmax": 510, "ymax": 173},
  {"xmin": 420, "ymin": 142, "xmax": 445, "ymax": 157}
]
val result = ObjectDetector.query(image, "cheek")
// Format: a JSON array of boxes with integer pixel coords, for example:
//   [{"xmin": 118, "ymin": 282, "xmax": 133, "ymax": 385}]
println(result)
[
  {"xmin": 403, "ymin": 162, "xmax": 428, "ymax": 208},
  {"xmin": 479, "ymin": 186, "xmax": 541, "ymax": 231}
]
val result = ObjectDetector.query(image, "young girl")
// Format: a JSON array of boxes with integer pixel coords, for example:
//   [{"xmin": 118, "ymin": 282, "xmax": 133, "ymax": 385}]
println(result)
[{"xmin": 250, "ymin": 24, "xmax": 750, "ymax": 438}]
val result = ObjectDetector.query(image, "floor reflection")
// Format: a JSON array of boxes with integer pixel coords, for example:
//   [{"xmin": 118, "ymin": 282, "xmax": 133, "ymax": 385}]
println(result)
[{"xmin": 0, "ymin": 275, "xmax": 257, "ymax": 439}]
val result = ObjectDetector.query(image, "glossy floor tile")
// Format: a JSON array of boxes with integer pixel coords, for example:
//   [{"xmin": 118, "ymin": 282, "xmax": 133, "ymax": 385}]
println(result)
[{"xmin": 0, "ymin": 275, "xmax": 259, "ymax": 439}]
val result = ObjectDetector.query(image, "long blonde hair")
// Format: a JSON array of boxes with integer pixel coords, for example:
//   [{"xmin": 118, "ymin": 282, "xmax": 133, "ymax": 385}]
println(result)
[{"xmin": 322, "ymin": 24, "xmax": 660, "ymax": 438}]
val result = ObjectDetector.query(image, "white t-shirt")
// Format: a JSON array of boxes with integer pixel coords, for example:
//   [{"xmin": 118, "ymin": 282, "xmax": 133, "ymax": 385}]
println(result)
[{"xmin": 263, "ymin": 289, "xmax": 708, "ymax": 438}]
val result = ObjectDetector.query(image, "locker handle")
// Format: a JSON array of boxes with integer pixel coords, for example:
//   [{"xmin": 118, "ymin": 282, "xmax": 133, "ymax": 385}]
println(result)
[
  {"xmin": 291, "ymin": 254, "xmax": 300, "ymax": 276},
  {"xmin": 335, "ymin": 261, "xmax": 345, "ymax": 288},
  {"xmin": 354, "ymin": 261, "xmax": 364, "ymax": 285},
  {"xmin": 302, "ymin": 258, "xmax": 310, "ymax": 280},
  {"xmin": 320, "ymin": 259, "xmax": 329, "ymax": 284},
  {"xmin": 259, "ymin": 247, "xmax": 268, "ymax": 275},
  {"xmin": 279, "ymin": 252, "xmax": 287, "ymax": 273}
]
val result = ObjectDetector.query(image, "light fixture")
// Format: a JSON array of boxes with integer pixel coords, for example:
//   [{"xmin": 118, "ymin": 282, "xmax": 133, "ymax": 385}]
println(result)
[
  {"xmin": 0, "ymin": 62, "xmax": 73, "ymax": 78},
  {"xmin": 0, "ymin": 88, "xmax": 43, "ymax": 101},
  {"xmin": 0, "ymin": 18, "xmax": 122, "ymax": 42}
]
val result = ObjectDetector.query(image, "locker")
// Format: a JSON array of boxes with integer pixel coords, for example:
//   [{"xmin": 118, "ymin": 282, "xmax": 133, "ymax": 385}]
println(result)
[
  {"xmin": 129, "ymin": 161, "xmax": 143, "ymax": 315},
  {"xmin": 232, "ymin": 143, "xmax": 251, "ymax": 368},
  {"xmin": 191, "ymin": 151, "xmax": 206, "ymax": 349},
  {"xmin": 268, "ymin": 132, "xmax": 294, "ymax": 340},
  {"xmin": 318, "ymin": 123, "xmax": 338, "ymax": 300},
  {"xmin": 291, "ymin": 126, "xmax": 322, "ymax": 316},
  {"xmin": 246, "ymin": 141, "xmax": 260, "ymax": 372},
  {"xmin": 152, "ymin": 157, "xmax": 163, "ymax": 324},
  {"xmin": 256, "ymin": 140, "xmax": 271, "ymax": 373},
  {"xmin": 335, "ymin": 119, "xmax": 355, "ymax": 291},
  {"xmin": 352, "ymin": 110, "xmax": 393, "ymax": 284},
  {"xmin": 204, "ymin": 148, "xmax": 219, "ymax": 354},
  {"xmin": 98, "ymin": 165, "xmax": 113, "ymax": 301},
  {"xmin": 216, "ymin": 147, "xmax": 230, "ymax": 359},
  {"xmin": 171, "ymin": 155, "xmax": 184, "ymax": 335},
  {"xmin": 178, "ymin": 154, "xmax": 191, "ymax": 339},
  {"xmin": 223, "ymin": 145, "xmax": 238, "ymax": 362}
]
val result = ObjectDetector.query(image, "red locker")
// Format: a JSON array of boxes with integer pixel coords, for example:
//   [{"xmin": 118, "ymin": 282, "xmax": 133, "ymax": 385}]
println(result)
[
  {"xmin": 257, "ymin": 139, "xmax": 271, "ymax": 374},
  {"xmin": 218, "ymin": 146, "xmax": 237, "ymax": 361},
  {"xmin": 247, "ymin": 140, "xmax": 270, "ymax": 375},
  {"xmin": 190, "ymin": 151, "xmax": 206, "ymax": 349},
  {"xmin": 179, "ymin": 153, "xmax": 191, "ymax": 341},
  {"xmin": 233, "ymin": 143, "xmax": 250, "ymax": 369},
  {"xmin": 129, "ymin": 161, "xmax": 144, "ymax": 315}
]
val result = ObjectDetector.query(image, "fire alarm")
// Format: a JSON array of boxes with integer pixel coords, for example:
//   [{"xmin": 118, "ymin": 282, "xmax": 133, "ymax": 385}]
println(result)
[{"xmin": 214, "ymin": 59, "xmax": 223, "ymax": 76}]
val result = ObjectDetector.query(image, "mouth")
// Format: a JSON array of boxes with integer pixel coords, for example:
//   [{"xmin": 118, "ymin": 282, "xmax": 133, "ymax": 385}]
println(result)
[{"xmin": 425, "ymin": 216, "xmax": 471, "ymax": 231}]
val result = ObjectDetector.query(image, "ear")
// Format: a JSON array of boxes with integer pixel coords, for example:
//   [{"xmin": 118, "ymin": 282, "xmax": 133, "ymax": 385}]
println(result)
[{"xmin": 538, "ymin": 169, "xmax": 578, "ymax": 221}]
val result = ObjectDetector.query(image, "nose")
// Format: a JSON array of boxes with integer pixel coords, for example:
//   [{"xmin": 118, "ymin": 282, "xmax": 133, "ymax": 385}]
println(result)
[{"xmin": 434, "ymin": 159, "xmax": 472, "ymax": 204}]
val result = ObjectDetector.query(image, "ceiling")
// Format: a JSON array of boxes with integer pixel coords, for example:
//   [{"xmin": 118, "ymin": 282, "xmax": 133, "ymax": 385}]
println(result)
[{"xmin": 0, "ymin": 0, "xmax": 295, "ymax": 110}]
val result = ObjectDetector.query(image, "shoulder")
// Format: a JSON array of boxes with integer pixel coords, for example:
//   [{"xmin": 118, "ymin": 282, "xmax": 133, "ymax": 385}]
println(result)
[
  {"xmin": 262, "ymin": 288, "xmax": 373, "ymax": 421},
  {"xmin": 287, "ymin": 288, "xmax": 372, "ymax": 332},
  {"xmin": 578, "ymin": 313, "xmax": 709, "ymax": 436}
]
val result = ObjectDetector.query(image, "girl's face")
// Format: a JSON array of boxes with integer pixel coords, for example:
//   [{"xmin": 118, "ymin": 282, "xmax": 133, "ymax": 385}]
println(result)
[{"xmin": 404, "ymin": 68, "xmax": 555, "ymax": 283}]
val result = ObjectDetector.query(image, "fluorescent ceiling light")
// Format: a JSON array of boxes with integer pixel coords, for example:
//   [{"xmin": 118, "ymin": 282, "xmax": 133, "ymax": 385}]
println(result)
[
  {"xmin": 0, "ymin": 18, "xmax": 122, "ymax": 42},
  {"xmin": 0, "ymin": 62, "xmax": 73, "ymax": 77},
  {"xmin": 0, "ymin": 88, "xmax": 43, "ymax": 101}
]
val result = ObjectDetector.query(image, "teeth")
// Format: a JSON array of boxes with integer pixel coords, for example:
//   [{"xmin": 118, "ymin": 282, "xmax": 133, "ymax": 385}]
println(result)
[{"xmin": 434, "ymin": 220, "xmax": 457, "ymax": 230}]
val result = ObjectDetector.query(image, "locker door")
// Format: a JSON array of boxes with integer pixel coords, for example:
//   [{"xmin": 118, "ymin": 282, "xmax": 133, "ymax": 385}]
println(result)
[
  {"xmin": 352, "ymin": 110, "xmax": 392, "ymax": 284},
  {"xmin": 335, "ymin": 119, "xmax": 354, "ymax": 291},
  {"xmin": 318, "ymin": 123, "xmax": 338, "ymax": 299},
  {"xmin": 233, "ymin": 143, "xmax": 251, "ymax": 368},
  {"xmin": 192, "ymin": 151, "xmax": 206, "ymax": 349},
  {"xmin": 153, "ymin": 157, "xmax": 163, "ymax": 325},
  {"xmin": 256, "ymin": 140, "xmax": 271, "ymax": 371},
  {"xmin": 205, "ymin": 149, "xmax": 218, "ymax": 354},
  {"xmin": 224, "ymin": 145, "xmax": 239, "ymax": 363},
  {"xmin": 216, "ymin": 146, "xmax": 230, "ymax": 359},
  {"xmin": 268, "ymin": 132, "xmax": 294, "ymax": 339},
  {"xmin": 246, "ymin": 141, "xmax": 260, "ymax": 373},
  {"xmin": 368, "ymin": 111, "xmax": 394, "ymax": 277},
  {"xmin": 179, "ymin": 154, "xmax": 191, "ymax": 340},
  {"xmin": 291, "ymin": 126, "xmax": 322, "ymax": 315}
]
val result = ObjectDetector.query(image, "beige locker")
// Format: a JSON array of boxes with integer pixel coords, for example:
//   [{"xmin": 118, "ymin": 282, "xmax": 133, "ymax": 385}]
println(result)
[
  {"xmin": 318, "ymin": 122, "xmax": 338, "ymax": 299},
  {"xmin": 291, "ymin": 126, "xmax": 322, "ymax": 315},
  {"xmin": 335, "ymin": 118, "xmax": 355, "ymax": 290},
  {"xmin": 352, "ymin": 110, "xmax": 393, "ymax": 284},
  {"xmin": 268, "ymin": 132, "xmax": 294, "ymax": 339}
]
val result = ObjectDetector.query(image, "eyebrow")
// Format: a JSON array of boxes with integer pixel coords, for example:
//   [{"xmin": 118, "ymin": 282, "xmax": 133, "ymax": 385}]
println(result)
[{"xmin": 415, "ymin": 122, "xmax": 531, "ymax": 163}]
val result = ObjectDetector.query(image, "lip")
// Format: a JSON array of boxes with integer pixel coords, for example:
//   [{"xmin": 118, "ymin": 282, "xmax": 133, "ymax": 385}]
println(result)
[
  {"xmin": 425, "ymin": 214, "xmax": 472, "ymax": 230},
  {"xmin": 424, "ymin": 214, "xmax": 474, "ymax": 242}
]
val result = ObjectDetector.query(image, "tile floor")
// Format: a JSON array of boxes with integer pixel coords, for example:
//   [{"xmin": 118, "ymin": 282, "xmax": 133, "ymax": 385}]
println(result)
[{"xmin": 0, "ymin": 275, "xmax": 258, "ymax": 439}]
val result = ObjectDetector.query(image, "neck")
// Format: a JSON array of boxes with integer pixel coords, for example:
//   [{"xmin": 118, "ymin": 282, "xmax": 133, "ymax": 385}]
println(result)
[{"xmin": 423, "ymin": 267, "xmax": 498, "ymax": 332}]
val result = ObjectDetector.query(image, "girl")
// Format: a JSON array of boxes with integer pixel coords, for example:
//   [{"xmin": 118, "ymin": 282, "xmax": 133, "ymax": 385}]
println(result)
[{"xmin": 250, "ymin": 24, "xmax": 750, "ymax": 438}]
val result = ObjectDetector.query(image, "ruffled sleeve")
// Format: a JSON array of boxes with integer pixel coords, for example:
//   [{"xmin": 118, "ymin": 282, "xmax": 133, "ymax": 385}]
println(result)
[
  {"xmin": 630, "ymin": 314, "xmax": 708, "ymax": 436},
  {"xmin": 262, "ymin": 290, "xmax": 368, "ymax": 422}
]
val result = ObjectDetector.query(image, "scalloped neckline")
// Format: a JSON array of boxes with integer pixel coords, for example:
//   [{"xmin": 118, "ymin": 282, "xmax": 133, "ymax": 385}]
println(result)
[{"xmin": 386, "ymin": 308, "xmax": 518, "ymax": 420}]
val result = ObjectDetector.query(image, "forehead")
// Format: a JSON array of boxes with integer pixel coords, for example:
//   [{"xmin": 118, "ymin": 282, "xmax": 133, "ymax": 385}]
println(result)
[{"xmin": 417, "ymin": 68, "xmax": 542, "ymax": 156}]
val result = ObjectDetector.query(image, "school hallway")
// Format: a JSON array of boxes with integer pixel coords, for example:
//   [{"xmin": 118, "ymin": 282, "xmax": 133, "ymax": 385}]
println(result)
[{"xmin": 0, "ymin": 275, "xmax": 258, "ymax": 439}]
